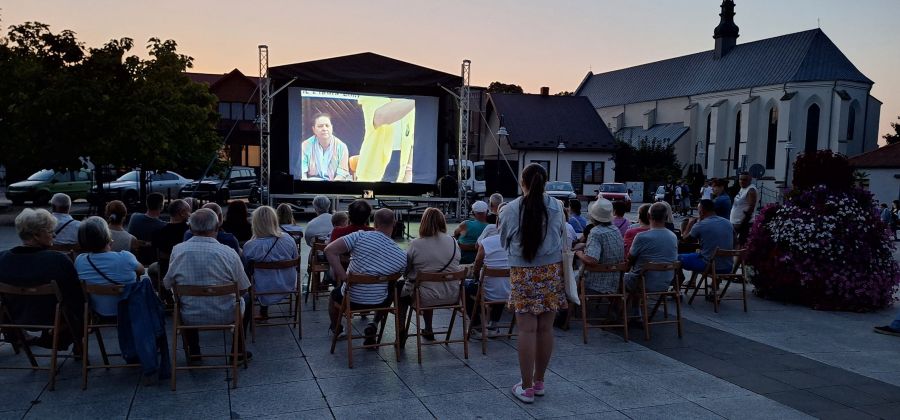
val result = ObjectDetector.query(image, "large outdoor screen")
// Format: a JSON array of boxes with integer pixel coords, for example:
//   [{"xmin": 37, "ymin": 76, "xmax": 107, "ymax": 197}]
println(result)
[{"xmin": 287, "ymin": 88, "xmax": 439, "ymax": 184}]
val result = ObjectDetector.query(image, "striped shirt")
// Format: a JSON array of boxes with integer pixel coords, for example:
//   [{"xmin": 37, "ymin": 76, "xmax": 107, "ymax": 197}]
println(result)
[{"xmin": 342, "ymin": 230, "xmax": 407, "ymax": 305}]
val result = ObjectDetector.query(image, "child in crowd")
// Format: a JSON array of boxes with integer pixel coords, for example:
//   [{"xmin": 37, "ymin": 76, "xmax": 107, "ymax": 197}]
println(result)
[{"xmin": 331, "ymin": 211, "xmax": 349, "ymax": 230}]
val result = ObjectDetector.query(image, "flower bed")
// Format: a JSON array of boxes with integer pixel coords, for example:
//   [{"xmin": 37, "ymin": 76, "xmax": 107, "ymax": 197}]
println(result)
[{"xmin": 746, "ymin": 185, "xmax": 900, "ymax": 311}]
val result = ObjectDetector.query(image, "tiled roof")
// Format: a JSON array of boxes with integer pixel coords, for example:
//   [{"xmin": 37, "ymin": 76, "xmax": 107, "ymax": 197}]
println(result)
[
  {"xmin": 848, "ymin": 142, "xmax": 900, "ymax": 168},
  {"xmin": 577, "ymin": 29, "xmax": 872, "ymax": 108},
  {"xmin": 488, "ymin": 93, "xmax": 616, "ymax": 152},
  {"xmin": 615, "ymin": 123, "xmax": 690, "ymax": 146}
]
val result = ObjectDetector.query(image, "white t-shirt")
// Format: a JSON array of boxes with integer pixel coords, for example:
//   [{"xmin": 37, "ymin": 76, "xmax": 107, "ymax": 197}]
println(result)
[
  {"xmin": 730, "ymin": 184, "xmax": 758, "ymax": 225},
  {"xmin": 480, "ymin": 235, "xmax": 511, "ymax": 302},
  {"xmin": 700, "ymin": 186, "xmax": 713, "ymax": 200}
]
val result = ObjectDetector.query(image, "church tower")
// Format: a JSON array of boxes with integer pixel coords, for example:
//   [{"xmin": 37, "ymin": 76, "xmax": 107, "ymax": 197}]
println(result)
[{"xmin": 713, "ymin": 0, "xmax": 740, "ymax": 59}]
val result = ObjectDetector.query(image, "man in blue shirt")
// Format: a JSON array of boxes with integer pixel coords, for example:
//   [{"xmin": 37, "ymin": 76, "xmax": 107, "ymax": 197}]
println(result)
[
  {"xmin": 679, "ymin": 199, "xmax": 734, "ymax": 274},
  {"xmin": 568, "ymin": 199, "xmax": 587, "ymax": 234},
  {"xmin": 712, "ymin": 179, "xmax": 732, "ymax": 219}
]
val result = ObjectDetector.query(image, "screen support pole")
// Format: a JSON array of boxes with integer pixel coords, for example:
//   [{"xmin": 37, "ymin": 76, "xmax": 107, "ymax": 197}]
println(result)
[
  {"xmin": 259, "ymin": 45, "xmax": 272, "ymax": 206},
  {"xmin": 457, "ymin": 59, "xmax": 471, "ymax": 220}
]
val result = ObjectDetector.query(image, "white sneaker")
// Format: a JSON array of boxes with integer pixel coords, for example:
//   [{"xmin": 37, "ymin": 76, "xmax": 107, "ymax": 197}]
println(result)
[{"xmin": 511, "ymin": 383, "xmax": 535, "ymax": 403}]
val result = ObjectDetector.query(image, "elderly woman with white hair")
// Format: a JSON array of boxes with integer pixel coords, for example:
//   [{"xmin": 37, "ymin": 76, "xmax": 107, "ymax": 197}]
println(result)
[
  {"xmin": 74, "ymin": 216, "xmax": 145, "ymax": 317},
  {"xmin": 50, "ymin": 193, "xmax": 81, "ymax": 245},
  {"xmin": 243, "ymin": 206, "xmax": 300, "ymax": 320},
  {"xmin": 303, "ymin": 195, "xmax": 333, "ymax": 246},
  {"xmin": 0, "ymin": 208, "xmax": 84, "ymax": 350}
]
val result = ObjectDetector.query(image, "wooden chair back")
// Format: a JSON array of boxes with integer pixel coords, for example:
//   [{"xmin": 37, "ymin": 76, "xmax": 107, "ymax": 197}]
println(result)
[
  {"xmin": 0, "ymin": 280, "xmax": 64, "ymax": 390},
  {"xmin": 637, "ymin": 261, "xmax": 683, "ymax": 341},
  {"xmin": 331, "ymin": 271, "xmax": 404, "ymax": 368},
  {"xmin": 252, "ymin": 258, "xmax": 300, "ymax": 271},
  {"xmin": 458, "ymin": 242, "xmax": 478, "ymax": 253},
  {"xmin": 577, "ymin": 261, "xmax": 629, "ymax": 343},
  {"xmin": 407, "ymin": 269, "xmax": 469, "ymax": 363},
  {"xmin": 475, "ymin": 267, "xmax": 515, "ymax": 354}
]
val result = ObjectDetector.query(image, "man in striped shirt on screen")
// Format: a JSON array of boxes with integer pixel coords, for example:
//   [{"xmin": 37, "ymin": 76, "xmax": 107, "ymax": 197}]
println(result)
[{"xmin": 324, "ymin": 208, "xmax": 407, "ymax": 343}]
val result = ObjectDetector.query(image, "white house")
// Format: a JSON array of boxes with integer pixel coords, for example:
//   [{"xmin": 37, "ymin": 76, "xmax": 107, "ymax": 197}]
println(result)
[
  {"xmin": 576, "ymin": 0, "xmax": 880, "ymax": 197},
  {"xmin": 478, "ymin": 90, "xmax": 617, "ymax": 197},
  {"xmin": 849, "ymin": 142, "xmax": 900, "ymax": 205}
]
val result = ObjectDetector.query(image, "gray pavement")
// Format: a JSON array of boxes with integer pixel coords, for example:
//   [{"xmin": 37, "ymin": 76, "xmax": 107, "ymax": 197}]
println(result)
[{"xmin": 0, "ymin": 204, "xmax": 899, "ymax": 419}]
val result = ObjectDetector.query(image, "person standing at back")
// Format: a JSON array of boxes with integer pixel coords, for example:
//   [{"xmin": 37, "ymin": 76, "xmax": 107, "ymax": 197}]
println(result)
[
  {"xmin": 712, "ymin": 179, "xmax": 732, "ymax": 219},
  {"xmin": 730, "ymin": 172, "xmax": 758, "ymax": 247},
  {"xmin": 499, "ymin": 163, "xmax": 567, "ymax": 404}
]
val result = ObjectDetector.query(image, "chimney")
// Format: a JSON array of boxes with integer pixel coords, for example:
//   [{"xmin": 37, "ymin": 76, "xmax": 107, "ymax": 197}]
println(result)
[
  {"xmin": 713, "ymin": 0, "xmax": 739, "ymax": 59},
  {"xmin": 540, "ymin": 87, "xmax": 550, "ymax": 96}
]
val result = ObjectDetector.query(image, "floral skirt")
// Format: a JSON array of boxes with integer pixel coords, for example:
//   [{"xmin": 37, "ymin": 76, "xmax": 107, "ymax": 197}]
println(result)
[{"xmin": 508, "ymin": 263, "xmax": 568, "ymax": 315}]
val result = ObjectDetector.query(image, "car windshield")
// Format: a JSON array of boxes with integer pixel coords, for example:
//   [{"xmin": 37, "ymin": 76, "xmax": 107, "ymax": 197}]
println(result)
[
  {"xmin": 115, "ymin": 171, "xmax": 140, "ymax": 182},
  {"xmin": 546, "ymin": 182, "xmax": 573, "ymax": 192},
  {"xmin": 600, "ymin": 184, "xmax": 627, "ymax": 193},
  {"xmin": 27, "ymin": 169, "xmax": 55, "ymax": 181}
]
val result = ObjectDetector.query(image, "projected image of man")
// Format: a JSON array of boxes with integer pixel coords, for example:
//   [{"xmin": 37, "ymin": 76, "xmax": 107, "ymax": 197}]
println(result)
[
  {"xmin": 354, "ymin": 97, "xmax": 415, "ymax": 183},
  {"xmin": 299, "ymin": 113, "xmax": 351, "ymax": 181}
]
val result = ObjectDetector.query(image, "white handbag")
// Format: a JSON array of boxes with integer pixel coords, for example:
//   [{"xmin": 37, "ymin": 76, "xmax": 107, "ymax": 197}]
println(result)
[{"xmin": 560, "ymin": 211, "xmax": 580, "ymax": 305}]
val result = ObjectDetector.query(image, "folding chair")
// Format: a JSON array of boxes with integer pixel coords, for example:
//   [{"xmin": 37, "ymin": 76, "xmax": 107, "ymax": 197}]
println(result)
[
  {"xmin": 330, "ymin": 272, "xmax": 402, "ymax": 368},
  {"xmin": 304, "ymin": 240, "xmax": 331, "ymax": 310},
  {"xmin": 579, "ymin": 262, "xmax": 629, "ymax": 343},
  {"xmin": 404, "ymin": 269, "xmax": 469, "ymax": 364},
  {"xmin": 474, "ymin": 267, "xmax": 515, "ymax": 355},
  {"xmin": 170, "ymin": 283, "xmax": 246, "ymax": 390},
  {"xmin": 688, "ymin": 248, "xmax": 748, "ymax": 313},
  {"xmin": 250, "ymin": 257, "xmax": 302, "ymax": 342},
  {"xmin": 80, "ymin": 282, "xmax": 141, "ymax": 389},
  {"xmin": 0, "ymin": 281, "xmax": 67, "ymax": 390},
  {"xmin": 637, "ymin": 261, "xmax": 683, "ymax": 341},
  {"xmin": 49, "ymin": 244, "xmax": 77, "ymax": 262}
]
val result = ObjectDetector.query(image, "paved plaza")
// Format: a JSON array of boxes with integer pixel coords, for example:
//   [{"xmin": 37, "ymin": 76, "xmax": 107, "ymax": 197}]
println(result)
[{"xmin": 0, "ymin": 205, "xmax": 899, "ymax": 419}]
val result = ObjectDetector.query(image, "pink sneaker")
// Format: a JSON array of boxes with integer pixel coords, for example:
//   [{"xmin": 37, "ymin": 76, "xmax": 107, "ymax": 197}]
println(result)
[
  {"xmin": 511, "ymin": 383, "xmax": 535, "ymax": 403},
  {"xmin": 533, "ymin": 380, "xmax": 545, "ymax": 396}
]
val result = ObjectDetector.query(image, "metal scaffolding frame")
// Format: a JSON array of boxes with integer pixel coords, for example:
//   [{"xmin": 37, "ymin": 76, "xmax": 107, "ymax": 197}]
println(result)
[
  {"xmin": 457, "ymin": 59, "xmax": 471, "ymax": 218},
  {"xmin": 258, "ymin": 45, "xmax": 272, "ymax": 205}
]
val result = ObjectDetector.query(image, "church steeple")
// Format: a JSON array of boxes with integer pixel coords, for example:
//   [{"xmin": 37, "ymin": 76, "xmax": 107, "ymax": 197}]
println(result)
[{"xmin": 713, "ymin": 0, "xmax": 740, "ymax": 59}]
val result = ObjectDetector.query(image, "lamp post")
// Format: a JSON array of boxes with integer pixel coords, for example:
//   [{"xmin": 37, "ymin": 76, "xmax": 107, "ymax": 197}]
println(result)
[
  {"xmin": 784, "ymin": 135, "xmax": 795, "ymax": 189},
  {"xmin": 555, "ymin": 140, "xmax": 566, "ymax": 181},
  {"xmin": 497, "ymin": 126, "xmax": 508, "ymax": 191}
]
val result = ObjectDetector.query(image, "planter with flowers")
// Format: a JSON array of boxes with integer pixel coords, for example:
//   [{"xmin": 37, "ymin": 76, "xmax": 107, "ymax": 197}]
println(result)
[{"xmin": 745, "ymin": 150, "xmax": 900, "ymax": 311}]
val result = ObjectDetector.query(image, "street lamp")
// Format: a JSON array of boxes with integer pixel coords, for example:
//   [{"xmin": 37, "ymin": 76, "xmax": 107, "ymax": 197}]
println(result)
[
  {"xmin": 784, "ymin": 133, "xmax": 795, "ymax": 189},
  {"xmin": 555, "ymin": 140, "xmax": 566, "ymax": 181}
]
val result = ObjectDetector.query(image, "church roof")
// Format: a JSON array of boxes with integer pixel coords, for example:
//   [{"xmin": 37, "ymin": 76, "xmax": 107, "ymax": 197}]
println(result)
[
  {"xmin": 615, "ymin": 123, "xmax": 690, "ymax": 146},
  {"xmin": 848, "ymin": 142, "xmax": 900, "ymax": 168},
  {"xmin": 577, "ymin": 29, "xmax": 872, "ymax": 108},
  {"xmin": 488, "ymin": 93, "xmax": 616, "ymax": 152}
]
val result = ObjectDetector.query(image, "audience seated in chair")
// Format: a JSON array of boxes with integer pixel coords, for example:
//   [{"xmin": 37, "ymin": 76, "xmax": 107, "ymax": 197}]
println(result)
[
  {"xmin": 678, "ymin": 199, "xmax": 735, "ymax": 278},
  {"xmin": 454, "ymin": 200, "xmax": 489, "ymax": 264},
  {"xmin": 303, "ymin": 195, "xmax": 334, "ymax": 247},
  {"xmin": 50, "ymin": 193, "xmax": 81, "ymax": 246},
  {"xmin": 324, "ymin": 208, "xmax": 407, "ymax": 345},
  {"xmin": 399, "ymin": 208, "xmax": 461, "ymax": 341},
  {"xmin": 243, "ymin": 206, "xmax": 300, "ymax": 320},
  {"xmin": 330, "ymin": 199, "xmax": 373, "ymax": 244},
  {"xmin": 574, "ymin": 199, "xmax": 626, "ymax": 318},
  {"xmin": 183, "ymin": 202, "xmax": 242, "ymax": 258},
  {"xmin": 105, "ymin": 200, "xmax": 138, "ymax": 253},
  {"xmin": 468, "ymin": 204, "xmax": 511, "ymax": 338},
  {"xmin": 127, "ymin": 192, "xmax": 167, "ymax": 265},
  {"xmin": 623, "ymin": 204, "xmax": 651, "ymax": 256},
  {"xmin": 625, "ymin": 203, "xmax": 678, "ymax": 309},
  {"xmin": 163, "ymin": 208, "xmax": 251, "ymax": 361},
  {"xmin": 0, "ymin": 208, "xmax": 84, "ymax": 352}
]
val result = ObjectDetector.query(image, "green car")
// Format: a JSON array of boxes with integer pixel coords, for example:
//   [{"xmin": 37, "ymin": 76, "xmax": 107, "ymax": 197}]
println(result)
[{"xmin": 7, "ymin": 169, "xmax": 94, "ymax": 206}]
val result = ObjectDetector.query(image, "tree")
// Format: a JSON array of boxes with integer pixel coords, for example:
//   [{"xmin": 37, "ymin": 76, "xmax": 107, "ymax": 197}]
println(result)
[
  {"xmin": 554, "ymin": 91, "xmax": 574, "ymax": 96},
  {"xmin": 884, "ymin": 115, "xmax": 900, "ymax": 144},
  {"xmin": 486, "ymin": 81, "xmax": 523, "ymax": 94},
  {"xmin": 0, "ymin": 21, "xmax": 221, "ymax": 185},
  {"xmin": 612, "ymin": 138, "xmax": 682, "ymax": 183}
]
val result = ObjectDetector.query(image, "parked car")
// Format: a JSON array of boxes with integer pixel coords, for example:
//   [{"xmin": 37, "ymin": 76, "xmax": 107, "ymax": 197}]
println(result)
[
  {"xmin": 90, "ymin": 170, "xmax": 193, "ymax": 205},
  {"xmin": 179, "ymin": 166, "xmax": 258, "ymax": 204},
  {"xmin": 597, "ymin": 182, "xmax": 632, "ymax": 207},
  {"xmin": 7, "ymin": 169, "xmax": 93, "ymax": 206},
  {"xmin": 545, "ymin": 181, "xmax": 577, "ymax": 201}
]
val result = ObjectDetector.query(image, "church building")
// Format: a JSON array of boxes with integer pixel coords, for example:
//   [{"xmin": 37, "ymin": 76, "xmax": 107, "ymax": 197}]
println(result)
[{"xmin": 576, "ymin": 0, "xmax": 881, "ymax": 190}]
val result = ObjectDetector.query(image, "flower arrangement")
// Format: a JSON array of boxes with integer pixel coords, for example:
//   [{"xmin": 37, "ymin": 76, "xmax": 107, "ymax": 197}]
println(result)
[{"xmin": 745, "ymin": 151, "xmax": 900, "ymax": 311}]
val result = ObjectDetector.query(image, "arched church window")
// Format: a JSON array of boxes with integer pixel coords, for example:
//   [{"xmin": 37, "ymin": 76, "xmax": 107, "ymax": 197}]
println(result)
[
  {"xmin": 766, "ymin": 107, "xmax": 778, "ymax": 169},
  {"xmin": 705, "ymin": 113, "xmax": 711, "ymax": 170},
  {"xmin": 733, "ymin": 110, "xmax": 741, "ymax": 170},
  {"xmin": 847, "ymin": 106, "xmax": 856, "ymax": 141},
  {"xmin": 805, "ymin": 104, "xmax": 820, "ymax": 154}
]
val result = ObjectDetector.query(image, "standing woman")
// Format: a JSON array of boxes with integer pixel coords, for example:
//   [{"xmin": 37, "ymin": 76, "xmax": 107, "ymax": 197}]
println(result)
[{"xmin": 499, "ymin": 163, "xmax": 567, "ymax": 404}]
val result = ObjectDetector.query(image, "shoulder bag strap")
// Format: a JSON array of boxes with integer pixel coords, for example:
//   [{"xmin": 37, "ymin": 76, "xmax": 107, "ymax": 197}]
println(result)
[
  {"xmin": 55, "ymin": 219, "xmax": 74, "ymax": 235},
  {"xmin": 559, "ymin": 204, "xmax": 570, "ymax": 252},
  {"xmin": 260, "ymin": 237, "xmax": 279, "ymax": 262},
  {"xmin": 438, "ymin": 236, "xmax": 458, "ymax": 273},
  {"xmin": 87, "ymin": 254, "xmax": 123, "ymax": 285}
]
